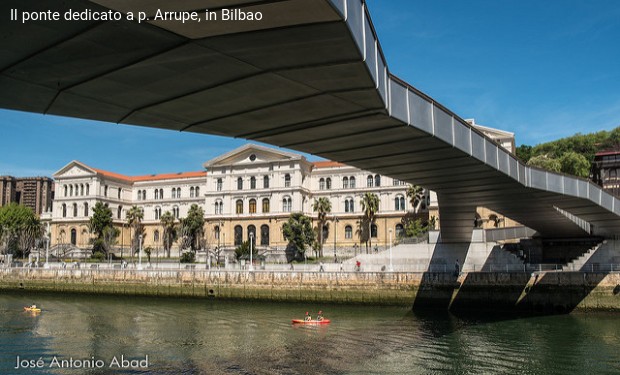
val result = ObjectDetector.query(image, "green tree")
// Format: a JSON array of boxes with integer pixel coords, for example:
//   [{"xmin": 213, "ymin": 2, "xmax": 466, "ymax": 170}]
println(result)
[
  {"xmin": 312, "ymin": 197, "xmax": 331, "ymax": 258},
  {"xmin": 559, "ymin": 151, "xmax": 590, "ymax": 177},
  {"xmin": 282, "ymin": 213, "xmax": 316, "ymax": 261},
  {"xmin": 88, "ymin": 202, "xmax": 117, "ymax": 256},
  {"xmin": 406, "ymin": 185, "xmax": 425, "ymax": 212},
  {"xmin": 88, "ymin": 202, "xmax": 113, "ymax": 240},
  {"xmin": 179, "ymin": 204, "xmax": 205, "ymax": 251},
  {"xmin": 360, "ymin": 192, "xmax": 380, "ymax": 253},
  {"xmin": 404, "ymin": 218, "xmax": 427, "ymax": 238},
  {"xmin": 160, "ymin": 211, "xmax": 177, "ymax": 258},
  {"xmin": 527, "ymin": 155, "xmax": 562, "ymax": 173},
  {"xmin": 516, "ymin": 144, "xmax": 533, "ymax": 163},
  {"xmin": 234, "ymin": 241, "xmax": 257, "ymax": 260},
  {"xmin": 126, "ymin": 205, "xmax": 144, "ymax": 258},
  {"xmin": 0, "ymin": 203, "xmax": 43, "ymax": 257}
]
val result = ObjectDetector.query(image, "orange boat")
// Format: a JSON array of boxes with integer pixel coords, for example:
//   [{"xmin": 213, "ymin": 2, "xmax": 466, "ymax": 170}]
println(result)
[
  {"xmin": 23, "ymin": 307, "xmax": 41, "ymax": 312},
  {"xmin": 291, "ymin": 319, "xmax": 330, "ymax": 324}
]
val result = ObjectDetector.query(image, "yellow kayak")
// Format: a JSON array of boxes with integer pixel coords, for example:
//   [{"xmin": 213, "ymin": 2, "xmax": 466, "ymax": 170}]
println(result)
[{"xmin": 23, "ymin": 307, "xmax": 41, "ymax": 312}]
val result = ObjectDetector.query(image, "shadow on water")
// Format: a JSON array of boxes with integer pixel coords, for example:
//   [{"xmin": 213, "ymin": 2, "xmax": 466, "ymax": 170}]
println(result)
[{"xmin": 412, "ymin": 241, "xmax": 611, "ymax": 317}]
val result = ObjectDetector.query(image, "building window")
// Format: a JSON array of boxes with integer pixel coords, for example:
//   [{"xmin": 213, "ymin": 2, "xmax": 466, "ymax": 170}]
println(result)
[
  {"xmin": 159, "ymin": 188, "xmax": 163, "ymax": 199},
  {"xmin": 263, "ymin": 176, "xmax": 269, "ymax": 189},
  {"xmin": 262, "ymin": 198, "xmax": 270, "ymax": 213},
  {"xmin": 345, "ymin": 225, "xmax": 352, "ymax": 239},
  {"xmin": 86, "ymin": 184, "xmax": 90, "ymax": 195},
  {"xmin": 171, "ymin": 188, "xmax": 175, "ymax": 199},
  {"xmin": 215, "ymin": 200, "xmax": 223, "ymax": 215},
  {"xmin": 104, "ymin": 185, "xmax": 108, "ymax": 197},
  {"xmin": 237, "ymin": 177, "xmax": 243, "ymax": 190},
  {"xmin": 371, "ymin": 224, "xmax": 378, "ymax": 238},
  {"xmin": 236, "ymin": 200, "xmax": 243, "ymax": 214},
  {"xmin": 395, "ymin": 195, "xmax": 405, "ymax": 211},
  {"xmin": 176, "ymin": 187, "xmax": 181, "ymax": 198},
  {"xmin": 155, "ymin": 207, "xmax": 161, "ymax": 220},
  {"xmin": 70, "ymin": 228, "xmax": 77, "ymax": 246},
  {"xmin": 343, "ymin": 177, "xmax": 349, "ymax": 189},
  {"xmin": 248, "ymin": 225, "xmax": 256, "ymax": 244},
  {"xmin": 84, "ymin": 202, "xmax": 89, "ymax": 217},
  {"xmin": 345, "ymin": 198, "xmax": 354, "ymax": 213},
  {"xmin": 64, "ymin": 185, "xmax": 68, "ymax": 197},
  {"xmin": 234, "ymin": 225, "xmax": 243, "ymax": 246},
  {"xmin": 173, "ymin": 206, "xmax": 179, "ymax": 219},
  {"xmin": 70, "ymin": 185, "xmax": 73, "ymax": 196},
  {"xmin": 367, "ymin": 175, "xmax": 373, "ymax": 187},
  {"xmin": 283, "ymin": 197, "xmax": 292, "ymax": 212},
  {"xmin": 117, "ymin": 206, "xmax": 122, "ymax": 219},
  {"xmin": 142, "ymin": 190, "xmax": 147, "ymax": 200},
  {"xmin": 62, "ymin": 204, "xmax": 67, "ymax": 218},
  {"xmin": 395, "ymin": 224, "xmax": 404, "ymax": 238},
  {"xmin": 216, "ymin": 178, "xmax": 223, "ymax": 192},
  {"xmin": 375, "ymin": 175, "xmax": 381, "ymax": 187},
  {"xmin": 117, "ymin": 187, "xmax": 121, "ymax": 199},
  {"xmin": 260, "ymin": 225, "xmax": 269, "ymax": 246},
  {"xmin": 214, "ymin": 226, "xmax": 220, "ymax": 241},
  {"xmin": 284, "ymin": 174, "xmax": 291, "ymax": 188},
  {"xmin": 249, "ymin": 199, "xmax": 257, "ymax": 214},
  {"xmin": 319, "ymin": 178, "xmax": 325, "ymax": 190},
  {"xmin": 190, "ymin": 187, "xmax": 195, "ymax": 198},
  {"xmin": 72, "ymin": 203, "xmax": 78, "ymax": 217},
  {"xmin": 138, "ymin": 190, "xmax": 142, "ymax": 200},
  {"xmin": 350, "ymin": 177, "xmax": 356, "ymax": 188},
  {"xmin": 155, "ymin": 189, "xmax": 160, "ymax": 199},
  {"xmin": 393, "ymin": 178, "xmax": 400, "ymax": 186},
  {"xmin": 80, "ymin": 184, "xmax": 84, "ymax": 196},
  {"xmin": 154, "ymin": 230, "xmax": 160, "ymax": 243},
  {"xmin": 195, "ymin": 186, "xmax": 200, "ymax": 197},
  {"xmin": 250, "ymin": 177, "xmax": 256, "ymax": 189},
  {"xmin": 326, "ymin": 178, "xmax": 332, "ymax": 190}
]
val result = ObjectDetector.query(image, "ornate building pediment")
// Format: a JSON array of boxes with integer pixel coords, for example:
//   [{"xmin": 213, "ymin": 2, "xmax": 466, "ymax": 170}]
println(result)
[
  {"xmin": 203, "ymin": 144, "xmax": 302, "ymax": 168},
  {"xmin": 53, "ymin": 161, "xmax": 97, "ymax": 179}
]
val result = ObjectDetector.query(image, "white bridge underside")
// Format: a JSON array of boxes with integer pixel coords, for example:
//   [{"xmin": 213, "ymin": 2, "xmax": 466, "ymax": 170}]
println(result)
[{"xmin": 2, "ymin": 0, "xmax": 619, "ymax": 242}]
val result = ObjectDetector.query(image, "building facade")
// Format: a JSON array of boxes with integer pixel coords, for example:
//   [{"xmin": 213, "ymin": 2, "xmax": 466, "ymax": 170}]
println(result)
[
  {"xmin": 50, "ymin": 144, "xmax": 427, "ymax": 257},
  {"xmin": 591, "ymin": 150, "xmax": 620, "ymax": 197},
  {"xmin": 0, "ymin": 176, "xmax": 54, "ymax": 215}
]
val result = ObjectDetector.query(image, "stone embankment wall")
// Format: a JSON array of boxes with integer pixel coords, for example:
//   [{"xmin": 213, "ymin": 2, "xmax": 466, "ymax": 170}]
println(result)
[{"xmin": 1, "ymin": 269, "xmax": 619, "ymax": 312}]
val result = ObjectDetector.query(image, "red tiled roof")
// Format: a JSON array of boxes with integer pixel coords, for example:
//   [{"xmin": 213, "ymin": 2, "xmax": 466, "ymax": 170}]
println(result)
[
  {"xmin": 595, "ymin": 150, "xmax": 620, "ymax": 157},
  {"xmin": 313, "ymin": 161, "xmax": 345, "ymax": 168},
  {"xmin": 132, "ymin": 171, "xmax": 206, "ymax": 182},
  {"xmin": 92, "ymin": 167, "xmax": 206, "ymax": 183}
]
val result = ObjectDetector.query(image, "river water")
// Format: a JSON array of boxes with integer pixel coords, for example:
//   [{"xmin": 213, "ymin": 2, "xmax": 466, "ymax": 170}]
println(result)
[{"xmin": 1, "ymin": 293, "xmax": 619, "ymax": 374}]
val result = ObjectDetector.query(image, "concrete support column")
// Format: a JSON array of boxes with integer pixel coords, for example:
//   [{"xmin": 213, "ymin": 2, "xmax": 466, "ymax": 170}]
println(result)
[{"xmin": 437, "ymin": 193, "xmax": 477, "ymax": 243}]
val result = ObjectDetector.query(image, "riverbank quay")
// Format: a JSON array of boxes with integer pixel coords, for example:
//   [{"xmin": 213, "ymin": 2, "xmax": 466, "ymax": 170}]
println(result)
[{"xmin": 1, "ymin": 268, "xmax": 619, "ymax": 312}]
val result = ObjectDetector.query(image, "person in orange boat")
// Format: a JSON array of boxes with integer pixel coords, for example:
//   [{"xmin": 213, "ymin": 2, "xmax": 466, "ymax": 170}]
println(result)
[
  {"xmin": 304, "ymin": 311, "xmax": 312, "ymax": 321},
  {"xmin": 316, "ymin": 310, "xmax": 324, "ymax": 321}
]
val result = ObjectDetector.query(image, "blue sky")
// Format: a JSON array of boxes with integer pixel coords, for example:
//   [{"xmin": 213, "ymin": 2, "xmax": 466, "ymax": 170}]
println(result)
[{"xmin": 1, "ymin": 0, "xmax": 619, "ymax": 177}]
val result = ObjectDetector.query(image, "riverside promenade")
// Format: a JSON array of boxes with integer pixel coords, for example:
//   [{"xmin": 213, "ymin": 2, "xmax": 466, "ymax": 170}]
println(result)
[{"xmin": 1, "ymin": 267, "xmax": 619, "ymax": 313}]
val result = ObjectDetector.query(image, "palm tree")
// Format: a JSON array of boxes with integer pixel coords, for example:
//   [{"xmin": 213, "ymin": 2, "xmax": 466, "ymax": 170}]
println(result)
[
  {"xmin": 126, "ymin": 205, "xmax": 144, "ymax": 260},
  {"xmin": 360, "ymin": 192, "xmax": 379, "ymax": 253},
  {"xmin": 406, "ymin": 185, "xmax": 425, "ymax": 213},
  {"xmin": 160, "ymin": 211, "xmax": 177, "ymax": 258},
  {"xmin": 312, "ymin": 197, "xmax": 332, "ymax": 258}
]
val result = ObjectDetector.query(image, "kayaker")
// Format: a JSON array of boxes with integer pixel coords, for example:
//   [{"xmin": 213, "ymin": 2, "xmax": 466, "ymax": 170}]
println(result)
[
  {"xmin": 30, "ymin": 303, "xmax": 37, "ymax": 309},
  {"xmin": 304, "ymin": 312, "xmax": 312, "ymax": 321},
  {"xmin": 316, "ymin": 310, "xmax": 324, "ymax": 322}
]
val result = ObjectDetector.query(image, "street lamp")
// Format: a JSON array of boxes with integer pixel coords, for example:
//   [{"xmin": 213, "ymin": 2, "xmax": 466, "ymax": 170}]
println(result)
[
  {"xmin": 333, "ymin": 216, "xmax": 338, "ymax": 261},
  {"xmin": 249, "ymin": 232, "xmax": 254, "ymax": 271},
  {"xmin": 44, "ymin": 222, "xmax": 50, "ymax": 268},
  {"xmin": 137, "ymin": 234, "xmax": 143, "ymax": 270},
  {"xmin": 388, "ymin": 228, "xmax": 393, "ymax": 272}
]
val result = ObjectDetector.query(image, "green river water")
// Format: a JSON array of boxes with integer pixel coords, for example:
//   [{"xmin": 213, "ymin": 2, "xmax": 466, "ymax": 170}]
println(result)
[{"xmin": 1, "ymin": 293, "xmax": 619, "ymax": 374}]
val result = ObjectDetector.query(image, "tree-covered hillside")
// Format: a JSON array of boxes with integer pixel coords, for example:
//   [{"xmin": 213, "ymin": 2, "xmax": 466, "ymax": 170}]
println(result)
[{"xmin": 516, "ymin": 126, "xmax": 620, "ymax": 177}]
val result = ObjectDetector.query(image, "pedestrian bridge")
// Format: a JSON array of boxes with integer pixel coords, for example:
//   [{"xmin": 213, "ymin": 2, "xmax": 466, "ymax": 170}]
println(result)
[{"xmin": 2, "ymin": 0, "xmax": 619, "ymax": 241}]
